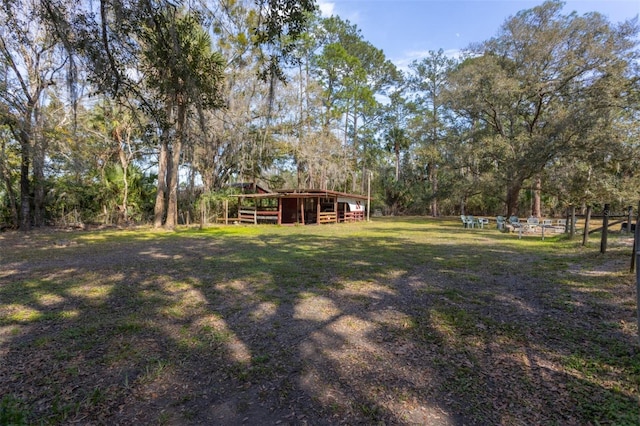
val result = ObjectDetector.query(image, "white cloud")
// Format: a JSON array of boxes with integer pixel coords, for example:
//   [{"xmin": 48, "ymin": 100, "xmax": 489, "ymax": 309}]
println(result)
[
  {"xmin": 393, "ymin": 49, "xmax": 463, "ymax": 72},
  {"xmin": 318, "ymin": 1, "xmax": 335, "ymax": 17},
  {"xmin": 317, "ymin": 1, "xmax": 361, "ymax": 23}
]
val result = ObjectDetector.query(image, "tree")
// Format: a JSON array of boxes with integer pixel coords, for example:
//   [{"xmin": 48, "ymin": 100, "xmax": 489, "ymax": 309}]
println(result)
[
  {"xmin": 380, "ymin": 91, "xmax": 412, "ymax": 182},
  {"xmin": 252, "ymin": 0, "xmax": 316, "ymax": 84},
  {"xmin": 0, "ymin": 0, "xmax": 66, "ymax": 230},
  {"xmin": 311, "ymin": 15, "xmax": 397, "ymax": 192},
  {"xmin": 385, "ymin": 125, "xmax": 409, "ymax": 181},
  {"xmin": 38, "ymin": 0, "xmax": 315, "ymax": 228},
  {"xmin": 140, "ymin": 10, "xmax": 226, "ymax": 229},
  {"xmin": 0, "ymin": 125, "xmax": 19, "ymax": 226},
  {"xmin": 446, "ymin": 1, "xmax": 639, "ymax": 216},
  {"xmin": 408, "ymin": 49, "xmax": 457, "ymax": 217}
]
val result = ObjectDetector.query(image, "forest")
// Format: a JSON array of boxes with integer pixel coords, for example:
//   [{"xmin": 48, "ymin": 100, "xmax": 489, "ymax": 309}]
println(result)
[{"xmin": 1, "ymin": 0, "xmax": 639, "ymax": 230}]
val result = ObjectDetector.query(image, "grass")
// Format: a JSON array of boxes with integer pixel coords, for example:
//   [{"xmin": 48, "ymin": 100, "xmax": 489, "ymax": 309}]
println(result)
[{"xmin": 0, "ymin": 217, "xmax": 638, "ymax": 424}]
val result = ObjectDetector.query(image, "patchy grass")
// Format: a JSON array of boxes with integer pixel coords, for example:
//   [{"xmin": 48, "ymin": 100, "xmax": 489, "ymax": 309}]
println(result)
[{"xmin": 0, "ymin": 218, "xmax": 638, "ymax": 425}]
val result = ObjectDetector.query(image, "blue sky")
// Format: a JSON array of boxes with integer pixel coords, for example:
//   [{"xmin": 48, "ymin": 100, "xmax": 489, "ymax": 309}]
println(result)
[{"xmin": 317, "ymin": 0, "xmax": 640, "ymax": 68}]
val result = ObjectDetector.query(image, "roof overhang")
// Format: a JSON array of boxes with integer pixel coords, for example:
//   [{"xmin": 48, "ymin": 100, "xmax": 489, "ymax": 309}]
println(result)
[{"xmin": 234, "ymin": 189, "xmax": 368, "ymax": 201}]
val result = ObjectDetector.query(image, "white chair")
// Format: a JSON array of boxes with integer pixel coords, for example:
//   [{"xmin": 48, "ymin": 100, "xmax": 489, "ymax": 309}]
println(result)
[
  {"xmin": 555, "ymin": 218, "xmax": 567, "ymax": 233},
  {"xmin": 509, "ymin": 215, "xmax": 522, "ymax": 228},
  {"xmin": 526, "ymin": 217, "xmax": 539, "ymax": 233},
  {"xmin": 461, "ymin": 215, "xmax": 473, "ymax": 228}
]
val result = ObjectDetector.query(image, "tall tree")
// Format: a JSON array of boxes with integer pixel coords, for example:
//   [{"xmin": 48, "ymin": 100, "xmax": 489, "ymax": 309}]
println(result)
[
  {"xmin": 312, "ymin": 15, "xmax": 397, "ymax": 192},
  {"xmin": 381, "ymin": 91, "xmax": 411, "ymax": 182},
  {"xmin": 0, "ymin": 0, "xmax": 66, "ymax": 230},
  {"xmin": 0, "ymin": 124, "xmax": 19, "ymax": 226},
  {"xmin": 446, "ymin": 0, "xmax": 639, "ymax": 216},
  {"xmin": 141, "ymin": 10, "xmax": 225, "ymax": 229},
  {"xmin": 408, "ymin": 49, "xmax": 457, "ymax": 217},
  {"xmin": 384, "ymin": 125, "xmax": 409, "ymax": 181}
]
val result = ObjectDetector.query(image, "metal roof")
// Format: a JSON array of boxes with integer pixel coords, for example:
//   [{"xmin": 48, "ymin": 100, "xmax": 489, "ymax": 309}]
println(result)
[{"xmin": 234, "ymin": 189, "xmax": 368, "ymax": 200}]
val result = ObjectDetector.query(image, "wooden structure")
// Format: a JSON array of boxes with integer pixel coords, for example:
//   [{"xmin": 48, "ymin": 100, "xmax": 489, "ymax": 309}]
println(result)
[{"xmin": 234, "ymin": 189, "xmax": 368, "ymax": 225}]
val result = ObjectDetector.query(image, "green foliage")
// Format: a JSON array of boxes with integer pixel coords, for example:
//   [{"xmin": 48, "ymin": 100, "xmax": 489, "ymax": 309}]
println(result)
[
  {"xmin": 197, "ymin": 187, "xmax": 241, "ymax": 222},
  {"xmin": 445, "ymin": 0, "xmax": 639, "ymax": 214},
  {"xmin": 0, "ymin": 127, "xmax": 19, "ymax": 226},
  {"xmin": 99, "ymin": 164, "xmax": 156, "ymax": 222},
  {"xmin": 141, "ymin": 10, "xmax": 226, "ymax": 114},
  {"xmin": 0, "ymin": 0, "xmax": 637, "ymax": 226},
  {"xmin": 46, "ymin": 164, "xmax": 156, "ymax": 225}
]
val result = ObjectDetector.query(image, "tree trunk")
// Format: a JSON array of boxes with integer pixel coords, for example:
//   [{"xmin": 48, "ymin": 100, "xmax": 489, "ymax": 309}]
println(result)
[
  {"xmin": 0, "ymin": 139, "xmax": 18, "ymax": 228},
  {"xmin": 32, "ymin": 113, "xmax": 47, "ymax": 228},
  {"xmin": 165, "ymin": 141, "xmax": 181, "ymax": 229},
  {"xmin": 114, "ymin": 124, "xmax": 133, "ymax": 222},
  {"xmin": 506, "ymin": 181, "xmax": 522, "ymax": 217},
  {"xmin": 153, "ymin": 139, "xmax": 168, "ymax": 228},
  {"xmin": 165, "ymin": 102, "xmax": 186, "ymax": 229},
  {"xmin": 533, "ymin": 175, "xmax": 542, "ymax": 217},
  {"xmin": 395, "ymin": 147, "xmax": 400, "ymax": 181},
  {"xmin": 32, "ymin": 139, "xmax": 46, "ymax": 227},
  {"xmin": 118, "ymin": 144, "xmax": 129, "ymax": 223},
  {"xmin": 431, "ymin": 87, "xmax": 440, "ymax": 217},
  {"xmin": 430, "ymin": 163, "xmax": 439, "ymax": 217},
  {"xmin": 19, "ymin": 131, "xmax": 31, "ymax": 231}
]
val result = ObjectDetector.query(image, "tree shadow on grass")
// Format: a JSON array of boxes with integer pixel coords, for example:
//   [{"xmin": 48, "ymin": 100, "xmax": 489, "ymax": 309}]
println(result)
[{"xmin": 0, "ymin": 222, "xmax": 638, "ymax": 424}]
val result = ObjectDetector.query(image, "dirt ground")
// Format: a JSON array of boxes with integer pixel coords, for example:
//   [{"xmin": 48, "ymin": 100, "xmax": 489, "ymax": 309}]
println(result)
[{"xmin": 1, "ymin": 223, "xmax": 638, "ymax": 425}]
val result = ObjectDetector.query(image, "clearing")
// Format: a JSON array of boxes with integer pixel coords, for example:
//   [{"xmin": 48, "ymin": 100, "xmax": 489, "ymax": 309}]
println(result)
[{"xmin": 1, "ymin": 218, "xmax": 638, "ymax": 425}]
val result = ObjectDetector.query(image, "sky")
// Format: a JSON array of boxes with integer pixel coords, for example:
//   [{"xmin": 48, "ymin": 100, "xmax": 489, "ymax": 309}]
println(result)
[{"xmin": 317, "ymin": 0, "xmax": 640, "ymax": 69}]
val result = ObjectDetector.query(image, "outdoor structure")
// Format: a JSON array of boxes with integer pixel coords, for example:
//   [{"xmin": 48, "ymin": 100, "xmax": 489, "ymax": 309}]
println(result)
[{"xmin": 235, "ymin": 189, "xmax": 368, "ymax": 225}]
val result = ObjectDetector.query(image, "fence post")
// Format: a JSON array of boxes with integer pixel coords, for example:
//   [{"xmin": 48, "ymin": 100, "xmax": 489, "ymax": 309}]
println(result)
[
  {"xmin": 582, "ymin": 205, "xmax": 592, "ymax": 246},
  {"xmin": 600, "ymin": 203, "xmax": 610, "ymax": 254},
  {"xmin": 627, "ymin": 205, "xmax": 633, "ymax": 234}
]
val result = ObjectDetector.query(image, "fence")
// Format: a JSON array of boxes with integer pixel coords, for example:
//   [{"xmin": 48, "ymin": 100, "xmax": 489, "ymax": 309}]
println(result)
[
  {"xmin": 340, "ymin": 211, "xmax": 365, "ymax": 222},
  {"xmin": 238, "ymin": 206, "xmax": 280, "ymax": 224}
]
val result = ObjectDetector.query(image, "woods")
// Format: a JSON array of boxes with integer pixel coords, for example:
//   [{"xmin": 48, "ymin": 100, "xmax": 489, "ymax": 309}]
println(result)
[{"xmin": 1, "ymin": 0, "xmax": 638, "ymax": 230}]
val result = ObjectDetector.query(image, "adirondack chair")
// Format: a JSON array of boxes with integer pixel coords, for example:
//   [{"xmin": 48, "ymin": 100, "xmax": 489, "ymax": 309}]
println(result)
[
  {"xmin": 460, "ymin": 215, "xmax": 475, "ymax": 228},
  {"xmin": 508, "ymin": 215, "xmax": 522, "ymax": 228},
  {"xmin": 526, "ymin": 217, "xmax": 540, "ymax": 232},
  {"xmin": 555, "ymin": 218, "xmax": 568, "ymax": 233}
]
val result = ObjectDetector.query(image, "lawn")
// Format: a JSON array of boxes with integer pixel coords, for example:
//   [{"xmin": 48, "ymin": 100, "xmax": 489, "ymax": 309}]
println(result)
[{"xmin": 1, "ymin": 218, "xmax": 639, "ymax": 425}]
